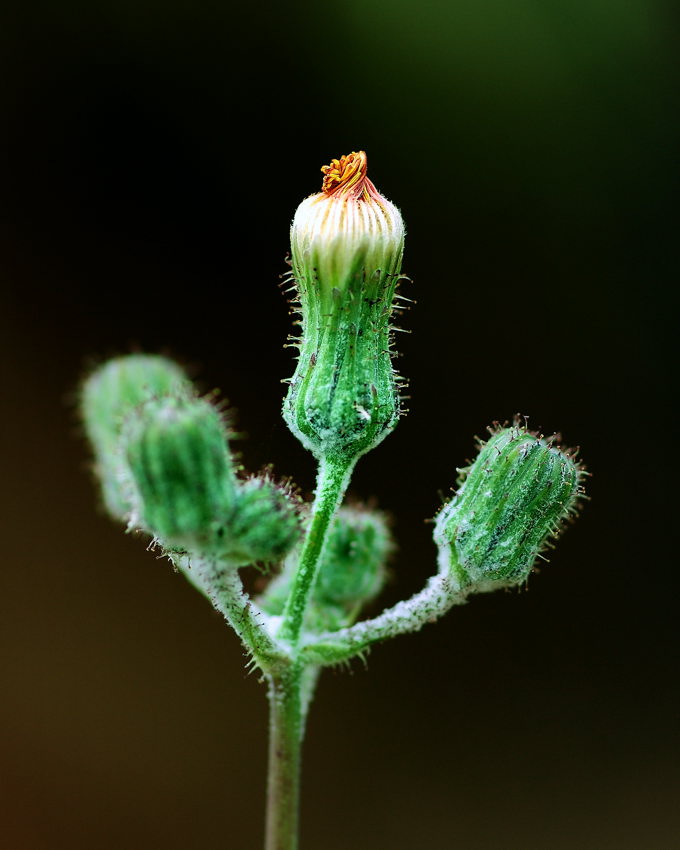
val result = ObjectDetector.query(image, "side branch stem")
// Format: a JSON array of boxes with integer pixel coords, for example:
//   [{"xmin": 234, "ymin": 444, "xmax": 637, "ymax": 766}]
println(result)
[
  {"xmin": 182, "ymin": 556, "xmax": 285, "ymax": 669},
  {"xmin": 301, "ymin": 571, "xmax": 467, "ymax": 665}
]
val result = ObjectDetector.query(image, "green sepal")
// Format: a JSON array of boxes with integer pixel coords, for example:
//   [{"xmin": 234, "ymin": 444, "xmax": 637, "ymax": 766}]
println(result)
[
  {"xmin": 283, "ymin": 253, "xmax": 404, "ymax": 464},
  {"xmin": 434, "ymin": 424, "xmax": 584, "ymax": 592}
]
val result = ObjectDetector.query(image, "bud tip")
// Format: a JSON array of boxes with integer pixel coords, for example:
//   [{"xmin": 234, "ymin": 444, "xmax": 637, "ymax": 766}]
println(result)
[{"xmin": 320, "ymin": 150, "xmax": 379, "ymax": 201}]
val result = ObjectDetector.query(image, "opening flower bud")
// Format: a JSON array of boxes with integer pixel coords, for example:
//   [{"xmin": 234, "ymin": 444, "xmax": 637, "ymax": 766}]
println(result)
[
  {"xmin": 284, "ymin": 151, "xmax": 406, "ymax": 462},
  {"xmin": 124, "ymin": 396, "xmax": 238, "ymax": 552},
  {"xmin": 434, "ymin": 424, "xmax": 584, "ymax": 594},
  {"xmin": 81, "ymin": 355, "xmax": 192, "ymax": 519}
]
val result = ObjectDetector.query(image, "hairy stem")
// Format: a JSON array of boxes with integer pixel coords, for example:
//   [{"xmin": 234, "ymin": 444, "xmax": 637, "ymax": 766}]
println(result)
[
  {"xmin": 265, "ymin": 665, "xmax": 304, "ymax": 850},
  {"xmin": 178, "ymin": 555, "xmax": 286, "ymax": 670},
  {"xmin": 278, "ymin": 457, "xmax": 355, "ymax": 648},
  {"xmin": 264, "ymin": 456, "xmax": 352, "ymax": 848},
  {"xmin": 301, "ymin": 571, "xmax": 467, "ymax": 666}
]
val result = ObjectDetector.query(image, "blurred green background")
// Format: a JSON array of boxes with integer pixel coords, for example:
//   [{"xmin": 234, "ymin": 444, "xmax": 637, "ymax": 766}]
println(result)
[{"xmin": 1, "ymin": 1, "xmax": 676, "ymax": 848}]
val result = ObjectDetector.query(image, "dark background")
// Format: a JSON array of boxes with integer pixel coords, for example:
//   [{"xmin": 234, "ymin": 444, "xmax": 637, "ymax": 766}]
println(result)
[{"xmin": 1, "ymin": 1, "xmax": 676, "ymax": 848}]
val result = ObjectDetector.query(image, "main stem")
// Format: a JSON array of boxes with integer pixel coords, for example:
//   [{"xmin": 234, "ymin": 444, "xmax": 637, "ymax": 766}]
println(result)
[
  {"xmin": 265, "ymin": 664, "xmax": 303, "ymax": 850},
  {"xmin": 266, "ymin": 454, "xmax": 354, "ymax": 849}
]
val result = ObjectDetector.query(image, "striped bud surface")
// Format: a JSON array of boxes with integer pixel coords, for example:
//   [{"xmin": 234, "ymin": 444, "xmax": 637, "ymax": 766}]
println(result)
[
  {"xmin": 434, "ymin": 425, "xmax": 584, "ymax": 594},
  {"xmin": 81, "ymin": 355, "xmax": 192, "ymax": 518},
  {"xmin": 125, "ymin": 396, "xmax": 238, "ymax": 551}
]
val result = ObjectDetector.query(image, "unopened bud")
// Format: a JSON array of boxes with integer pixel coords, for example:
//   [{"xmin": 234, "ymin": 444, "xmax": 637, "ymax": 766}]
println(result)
[
  {"xmin": 125, "ymin": 396, "xmax": 238, "ymax": 552},
  {"xmin": 259, "ymin": 506, "xmax": 392, "ymax": 630},
  {"xmin": 434, "ymin": 424, "xmax": 584, "ymax": 593},
  {"xmin": 284, "ymin": 151, "xmax": 406, "ymax": 462},
  {"xmin": 223, "ymin": 477, "xmax": 302, "ymax": 567},
  {"xmin": 315, "ymin": 507, "xmax": 391, "ymax": 608},
  {"xmin": 81, "ymin": 355, "xmax": 192, "ymax": 518}
]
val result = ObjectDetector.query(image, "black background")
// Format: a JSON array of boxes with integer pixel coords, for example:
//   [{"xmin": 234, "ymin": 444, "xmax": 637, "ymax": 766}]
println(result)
[{"xmin": 1, "ymin": 2, "xmax": 676, "ymax": 848}]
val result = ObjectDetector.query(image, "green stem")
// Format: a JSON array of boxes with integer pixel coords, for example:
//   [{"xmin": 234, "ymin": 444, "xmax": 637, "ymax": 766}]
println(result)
[
  {"xmin": 278, "ymin": 456, "xmax": 355, "ymax": 647},
  {"xmin": 300, "ymin": 571, "xmax": 468, "ymax": 666},
  {"xmin": 264, "ymin": 456, "xmax": 352, "ymax": 848},
  {"xmin": 182, "ymin": 555, "xmax": 285, "ymax": 670},
  {"xmin": 265, "ymin": 665, "xmax": 303, "ymax": 850}
]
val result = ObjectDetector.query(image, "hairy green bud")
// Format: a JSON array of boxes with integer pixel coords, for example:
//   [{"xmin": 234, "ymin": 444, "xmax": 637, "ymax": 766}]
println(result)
[
  {"xmin": 283, "ymin": 150, "xmax": 406, "ymax": 463},
  {"xmin": 224, "ymin": 477, "xmax": 303, "ymax": 567},
  {"xmin": 434, "ymin": 424, "xmax": 584, "ymax": 593},
  {"xmin": 81, "ymin": 355, "xmax": 192, "ymax": 518},
  {"xmin": 125, "ymin": 396, "xmax": 238, "ymax": 552},
  {"xmin": 260, "ymin": 506, "xmax": 392, "ymax": 630},
  {"xmin": 315, "ymin": 507, "xmax": 391, "ymax": 607}
]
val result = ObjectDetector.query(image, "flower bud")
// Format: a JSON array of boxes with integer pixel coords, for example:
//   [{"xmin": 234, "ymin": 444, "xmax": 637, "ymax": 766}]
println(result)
[
  {"xmin": 315, "ymin": 507, "xmax": 391, "ymax": 608},
  {"xmin": 81, "ymin": 355, "xmax": 192, "ymax": 519},
  {"xmin": 283, "ymin": 151, "xmax": 406, "ymax": 463},
  {"xmin": 223, "ymin": 477, "xmax": 303, "ymax": 567},
  {"xmin": 259, "ymin": 506, "xmax": 392, "ymax": 630},
  {"xmin": 434, "ymin": 424, "xmax": 584, "ymax": 593},
  {"xmin": 125, "ymin": 396, "xmax": 238, "ymax": 552}
]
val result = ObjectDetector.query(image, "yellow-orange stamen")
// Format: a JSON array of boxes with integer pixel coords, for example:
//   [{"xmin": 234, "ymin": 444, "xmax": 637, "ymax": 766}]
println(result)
[{"xmin": 320, "ymin": 150, "xmax": 379, "ymax": 201}]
